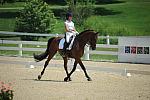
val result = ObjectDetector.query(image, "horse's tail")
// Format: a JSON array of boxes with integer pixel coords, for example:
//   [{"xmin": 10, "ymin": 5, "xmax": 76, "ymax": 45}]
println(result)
[{"xmin": 33, "ymin": 37, "xmax": 55, "ymax": 62}]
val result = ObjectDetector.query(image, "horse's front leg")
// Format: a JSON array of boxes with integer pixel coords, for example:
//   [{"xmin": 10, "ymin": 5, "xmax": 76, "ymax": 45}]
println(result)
[
  {"xmin": 68, "ymin": 61, "xmax": 77, "ymax": 77},
  {"xmin": 63, "ymin": 57, "xmax": 71, "ymax": 82},
  {"xmin": 78, "ymin": 59, "xmax": 92, "ymax": 81}
]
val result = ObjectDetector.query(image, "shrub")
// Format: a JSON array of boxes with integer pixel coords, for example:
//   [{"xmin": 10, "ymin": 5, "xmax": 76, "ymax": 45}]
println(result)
[
  {"xmin": 0, "ymin": 81, "xmax": 14, "ymax": 100},
  {"xmin": 65, "ymin": 0, "xmax": 95, "ymax": 26},
  {"xmin": 15, "ymin": 0, "xmax": 56, "ymax": 41}
]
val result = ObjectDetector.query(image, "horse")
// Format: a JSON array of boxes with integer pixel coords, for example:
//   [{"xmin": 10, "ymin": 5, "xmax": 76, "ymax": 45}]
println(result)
[{"xmin": 33, "ymin": 30, "xmax": 98, "ymax": 82}]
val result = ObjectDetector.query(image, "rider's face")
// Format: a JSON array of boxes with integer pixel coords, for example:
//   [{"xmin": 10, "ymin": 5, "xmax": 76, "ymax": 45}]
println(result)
[{"xmin": 68, "ymin": 16, "xmax": 72, "ymax": 21}]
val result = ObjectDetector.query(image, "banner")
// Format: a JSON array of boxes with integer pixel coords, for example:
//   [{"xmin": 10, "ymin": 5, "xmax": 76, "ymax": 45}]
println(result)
[{"xmin": 118, "ymin": 37, "xmax": 150, "ymax": 64}]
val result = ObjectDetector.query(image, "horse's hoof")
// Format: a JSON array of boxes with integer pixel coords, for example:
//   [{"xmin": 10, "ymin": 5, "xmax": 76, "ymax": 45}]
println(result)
[
  {"xmin": 64, "ymin": 77, "xmax": 69, "ymax": 82},
  {"xmin": 38, "ymin": 75, "xmax": 41, "ymax": 80},
  {"xmin": 87, "ymin": 78, "xmax": 92, "ymax": 81},
  {"xmin": 69, "ymin": 77, "xmax": 72, "ymax": 81}
]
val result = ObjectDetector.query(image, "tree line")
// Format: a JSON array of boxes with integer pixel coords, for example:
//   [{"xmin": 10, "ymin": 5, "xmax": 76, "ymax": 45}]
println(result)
[
  {"xmin": 14, "ymin": 0, "xmax": 96, "ymax": 40},
  {"xmin": 1, "ymin": 0, "xmax": 119, "ymax": 5},
  {"xmin": 1, "ymin": 0, "xmax": 120, "ymax": 41}
]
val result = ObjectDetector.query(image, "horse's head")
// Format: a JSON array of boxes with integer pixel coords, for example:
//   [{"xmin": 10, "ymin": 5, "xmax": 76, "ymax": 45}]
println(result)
[
  {"xmin": 77, "ymin": 30, "xmax": 98, "ymax": 50},
  {"xmin": 89, "ymin": 31, "xmax": 98, "ymax": 50}
]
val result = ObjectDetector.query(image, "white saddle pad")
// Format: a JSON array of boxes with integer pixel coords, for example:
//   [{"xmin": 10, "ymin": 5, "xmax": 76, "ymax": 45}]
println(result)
[
  {"xmin": 59, "ymin": 38, "xmax": 65, "ymax": 50},
  {"xmin": 59, "ymin": 37, "xmax": 75, "ymax": 50}
]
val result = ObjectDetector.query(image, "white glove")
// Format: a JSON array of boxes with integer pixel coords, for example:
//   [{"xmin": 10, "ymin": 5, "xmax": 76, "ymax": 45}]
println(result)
[{"xmin": 75, "ymin": 31, "xmax": 79, "ymax": 35}]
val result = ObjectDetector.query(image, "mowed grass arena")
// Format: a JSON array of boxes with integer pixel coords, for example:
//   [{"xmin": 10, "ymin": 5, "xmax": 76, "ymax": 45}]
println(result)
[{"xmin": 0, "ymin": 56, "xmax": 150, "ymax": 100}]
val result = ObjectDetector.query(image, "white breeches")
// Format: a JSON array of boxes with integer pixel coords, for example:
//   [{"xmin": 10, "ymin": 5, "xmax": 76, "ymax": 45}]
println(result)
[
  {"xmin": 65, "ymin": 31, "xmax": 79, "ymax": 50},
  {"xmin": 65, "ymin": 32, "xmax": 76, "ymax": 43}
]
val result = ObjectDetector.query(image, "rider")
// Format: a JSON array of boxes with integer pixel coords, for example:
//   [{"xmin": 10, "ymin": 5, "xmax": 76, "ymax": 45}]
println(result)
[{"xmin": 62, "ymin": 12, "xmax": 78, "ymax": 55}]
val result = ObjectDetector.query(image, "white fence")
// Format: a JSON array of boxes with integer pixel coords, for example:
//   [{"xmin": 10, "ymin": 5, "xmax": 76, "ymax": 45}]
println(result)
[{"xmin": 0, "ymin": 31, "xmax": 118, "ymax": 60}]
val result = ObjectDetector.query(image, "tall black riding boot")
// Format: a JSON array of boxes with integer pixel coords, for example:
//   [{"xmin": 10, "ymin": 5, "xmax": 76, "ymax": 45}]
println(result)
[{"xmin": 62, "ymin": 42, "xmax": 67, "ymax": 56}]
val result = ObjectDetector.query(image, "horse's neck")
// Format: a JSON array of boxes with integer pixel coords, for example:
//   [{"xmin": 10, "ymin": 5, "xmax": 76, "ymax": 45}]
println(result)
[{"xmin": 76, "ymin": 33, "xmax": 90, "ymax": 48}]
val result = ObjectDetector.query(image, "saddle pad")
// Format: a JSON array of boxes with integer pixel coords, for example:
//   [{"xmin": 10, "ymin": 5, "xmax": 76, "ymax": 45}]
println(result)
[
  {"xmin": 59, "ymin": 38, "xmax": 65, "ymax": 50},
  {"xmin": 59, "ymin": 38, "xmax": 74, "ymax": 50}
]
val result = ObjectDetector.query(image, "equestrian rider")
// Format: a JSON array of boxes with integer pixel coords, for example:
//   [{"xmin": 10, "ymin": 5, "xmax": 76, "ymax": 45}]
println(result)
[{"xmin": 63, "ymin": 12, "xmax": 78, "ymax": 54}]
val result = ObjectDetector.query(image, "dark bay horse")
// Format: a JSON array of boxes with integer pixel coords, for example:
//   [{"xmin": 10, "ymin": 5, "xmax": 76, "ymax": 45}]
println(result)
[{"xmin": 34, "ymin": 30, "xmax": 98, "ymax": 82}]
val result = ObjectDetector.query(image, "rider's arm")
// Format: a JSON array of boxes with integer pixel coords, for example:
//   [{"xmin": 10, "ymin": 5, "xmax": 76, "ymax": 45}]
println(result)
[
  {"xmin": 65, "ymin": 23, "xmax": 70, "ymax": 32},
  {"xmin": 64, "ymin": 22, "xmax": 75, "ymax": 32}
]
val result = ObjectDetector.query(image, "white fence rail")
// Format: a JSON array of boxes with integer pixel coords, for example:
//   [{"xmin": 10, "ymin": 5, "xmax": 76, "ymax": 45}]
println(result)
[{"xmin": 0, "ymin": 31, "xmax": 118, "ymax": 60}]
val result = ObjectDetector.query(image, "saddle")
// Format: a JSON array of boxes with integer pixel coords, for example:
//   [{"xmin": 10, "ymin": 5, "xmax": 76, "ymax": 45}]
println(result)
[{"xmin": 59, "ymin": 36, "xmax": 75, "ymax": 50}]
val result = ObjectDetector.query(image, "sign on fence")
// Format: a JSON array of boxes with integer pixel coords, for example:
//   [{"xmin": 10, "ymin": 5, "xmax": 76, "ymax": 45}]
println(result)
[{"xmin": 118, "ymin": 37, "xmax": 150, "ymax": 64}]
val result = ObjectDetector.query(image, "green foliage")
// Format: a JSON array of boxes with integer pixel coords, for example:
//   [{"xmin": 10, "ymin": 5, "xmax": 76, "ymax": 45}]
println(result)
[
  {"xmin": 7, "ymin": 0, "xmax": 16, "ymax": 3},
  {"xmin": 16, "ymin": 0, "xmax": 26, "ymax": 1},
  {"xmin": 84, "ymin": 16, "xmax": 128, "ymax": 36},
  {"xmin": 15, "ymin": 0, "xmax": 56, "ymax": 40},
  {"xmin": 84, "ymin": 0, "xmax": 150, "ymax": 36},
  {"xmin": 0, "ymin": 0, "xmax": 16, "ymax": 5},
  {"xmin": 44, "ymin": 0, "xmax": 66, "ymax": 5},
  {"xmin": 0, "ymin": 0, "xmax": 150, "ymax": 36},
  {"xmin": 99, "ymin": 0, "xmax": 150, "ymax": 36},
  {"xmin": 52, "ymin": 20, "xmax": 65, "ymax": 34},
  {"xmin": 0, "ymin": 0, "xmax": 28, "ymax": 5},
  {"xmin": 0, "ymin": 2, "xmax": 25, "ymax": 7},
  {"xmin": 65, "ymin": 0, "xmax": 95, "ymax": 26},
  {"xmin": 96, "ymin": 0, "xmax": 124, "ymax": 4}
]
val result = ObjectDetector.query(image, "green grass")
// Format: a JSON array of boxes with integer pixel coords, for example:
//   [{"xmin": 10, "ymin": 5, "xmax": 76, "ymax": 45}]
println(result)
[
  {"xmin": 86, "ymin": 0, "xmax": 150, "ymax": 36},
  {"xmin": 0, "ymin": 43, "xmax": 118, "ymax": 61},
  {"xmin": 0, "ymin": 43, "xmax": 17, "ymax": 47},
  {"xmin": 0, "ymin": 0, "xmax": 150, "ymax": 61},
  {"xmin": 0, "ymin": 18, "xmax": 16, "ymax": 31},
  {"xmin": 0, "ymin": 43, "xmax": 44, "ymax": 57},
  {"xmin": 0, "ymin": 8, "xmax": 19, "ymax": 31},
  {"xmin": 96, "ymin": 47, "xmax": 118, "ymax": 52},
  {"xmin": 0, "ymin": 0, "xmax": 150, "ymax": 35},
  {"xmin": 0, "ymin": 50, "xmax": 18, "ymax": 56},
  {"xmin": 90, "ymin": 47, "xmax": 118, "ymax": 61},
  {"xmin": 90, "ymin": 54, "xmax": 118, "ymax": 62}
]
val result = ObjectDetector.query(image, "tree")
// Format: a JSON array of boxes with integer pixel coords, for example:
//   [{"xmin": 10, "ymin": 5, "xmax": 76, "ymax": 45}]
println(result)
[
  {"xmin": 15, "ymin": 0, "xmax": 56, "ymax": 41},
  {"xmin": 0, "ymin": 0, "xmax": 16, "ymax": 5},
  {"xmin": 65, "ymin": 0, "xmax": 95, "ymax": 27}
]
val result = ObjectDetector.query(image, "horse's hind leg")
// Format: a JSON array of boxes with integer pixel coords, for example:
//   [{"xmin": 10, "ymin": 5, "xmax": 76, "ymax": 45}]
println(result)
[{"xmin": 38, "ymin": 51, "xmax": 56, "ymax": 80}]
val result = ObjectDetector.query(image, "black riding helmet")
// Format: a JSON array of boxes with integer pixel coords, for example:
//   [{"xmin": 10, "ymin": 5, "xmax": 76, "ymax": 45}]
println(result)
[{"xmin": 66, "ymin": 12, "xmax": 73, "ymax": 20}]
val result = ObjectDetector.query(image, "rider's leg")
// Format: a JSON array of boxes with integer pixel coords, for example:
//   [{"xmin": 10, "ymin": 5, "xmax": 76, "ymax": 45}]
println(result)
[
  {"xmin": 62, "ymin": 41, "xmax": 67, "ymax": 53},
  {"xmin": 62, "ymin": 33, "xmax": 70, "ymax": 55},
  {"xmin": 68, "ymin": 36, "xmax": 75, "ymax": 50},
  {"xmin": 66, "ymin": 32, "xmax": 71, "ymax": 43}
]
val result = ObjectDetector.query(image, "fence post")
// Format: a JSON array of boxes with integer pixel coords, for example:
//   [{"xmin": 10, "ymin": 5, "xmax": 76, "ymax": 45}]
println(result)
[
  {"xmin": 84, "ymin": 44, "xmax": 90, "ymax": 60},
  {"xmin": 106, "ymin": 35, "xmax": 110, "ymax": 45},
  {"xmin": 18, "ymin": 43, "xmax": 22, "ymax": 56}
]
